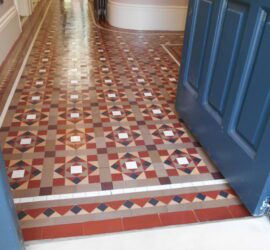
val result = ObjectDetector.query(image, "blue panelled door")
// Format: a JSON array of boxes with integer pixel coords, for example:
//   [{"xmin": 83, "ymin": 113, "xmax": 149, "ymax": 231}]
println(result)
[{"xmin": 176, "ymin": 0, "xmax": 270, "ymax": 215}]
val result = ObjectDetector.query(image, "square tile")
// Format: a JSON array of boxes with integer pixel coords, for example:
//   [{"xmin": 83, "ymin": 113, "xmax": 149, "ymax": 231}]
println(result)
[
  {"xmin": 152, "ymin": 109, "xmax": 162, "ymax": 115},
  {"xmin": 32, "ymin": 96, "xmax": 40, "ymax": 101},
  {"xmin": 70, "ymin": 95, "xmax": 79, "ymax": 99},
  {"xmin": 36, "ymin": 81, "xmax": 43, "ymax": 86},
  {"xmin": 118, "ymin": 133, "xmax": 128, "ymax": 139},
  {"xmin": 70, "ymin": 113, "xmax": 80, "ymax": 118},
  {"xmin": 71, "ymin": 165, "xmax": 83, "ymax": 174},
  {"xmin": 70, "ymin": 136, "xmax": 81, "ymax": 143},
  {"xmin": 39, "ymin": 187, "xmax": 53, "ymax": 196},
  {"xmin": 112, "ymin": 111, "xmax": 121, "ymax": 116},
  {"xmin": 108, "ymin": 93, "xmax": 116, "ymax": 98},
  {"xmin": 176, "ymin": 157, "xmax": 189, "ymax": 165},
  {"xmin": 26, "ymin": 114, "xmax": 37, "ymax": 120},
  {"xmin": 20, "ymin": 138, "xmax": 32, "ymax": 145},
  {"xmin": 144, "ymin": 92, "xmax": 152, "ymax": 97},
  {"xmin": 125, "ymin": 161, "xmax": 138, "ymax": 170},
  {"xmin": 163, "ymin": 130, "xmax": 174, "ymax": 137},
  {"xmin": 12, "ymin": 169, "xmax": 25, "ymax": 179}
]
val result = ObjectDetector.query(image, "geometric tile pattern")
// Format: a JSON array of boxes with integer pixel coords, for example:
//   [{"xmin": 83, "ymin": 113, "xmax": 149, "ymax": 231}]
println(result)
[
  {"xmin": 0, "ymin": 0, "xmax": 246, "ymax": 241},
  {"xmin": 17, "ymin": 189, "xmax": 237, "ymax": 221}
]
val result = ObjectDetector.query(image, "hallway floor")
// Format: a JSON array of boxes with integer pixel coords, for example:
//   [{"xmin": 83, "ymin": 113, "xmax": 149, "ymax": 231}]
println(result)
[{"xmin": 0, "ymin": 0, "xmax": 249, "ymax": 241}]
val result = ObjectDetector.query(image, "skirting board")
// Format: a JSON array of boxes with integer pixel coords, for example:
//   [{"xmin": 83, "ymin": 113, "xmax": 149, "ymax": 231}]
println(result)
[
  {"xmin": 107, "ymin": 0, "xmax": 188, "ymax": 31},
  {"xmin": 0, "ymin": 6, "xmax": 21, "ymax": 65}
]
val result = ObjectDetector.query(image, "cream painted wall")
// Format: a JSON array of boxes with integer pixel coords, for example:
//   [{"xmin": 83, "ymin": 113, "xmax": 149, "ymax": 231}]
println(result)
[
  {"xmin": 0, "ymin": 0, "xmax": 14, "ymax": 17},
  {"xmin": 0, "ymin": 0, "xmax": 21, "ymax": 65}
]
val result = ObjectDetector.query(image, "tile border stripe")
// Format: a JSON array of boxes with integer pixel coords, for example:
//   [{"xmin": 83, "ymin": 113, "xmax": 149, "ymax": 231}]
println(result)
[{"xmin": 14, "ymin": 179, "xmax": 228, "ymax": 204}]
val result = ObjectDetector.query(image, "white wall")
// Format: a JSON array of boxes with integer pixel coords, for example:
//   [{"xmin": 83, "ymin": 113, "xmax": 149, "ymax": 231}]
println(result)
[
  {"xmin": 0, "ymin": 0, "xmax": 21, "ymax": 65},
  {"xmin": 107, "ymin": 0, "xmax": 188, "ymax": 31}
]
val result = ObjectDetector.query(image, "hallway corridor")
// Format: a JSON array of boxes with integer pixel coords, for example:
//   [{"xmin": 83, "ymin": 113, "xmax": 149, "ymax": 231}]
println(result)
[{"xmin": 0, "ymin": 0, "xmax": 249, "ymax": 241}]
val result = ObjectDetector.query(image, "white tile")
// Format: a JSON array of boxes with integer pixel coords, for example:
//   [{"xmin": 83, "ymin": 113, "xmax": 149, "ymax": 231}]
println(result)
[
  {"xmin": 70, "ymin": 136, "xmax": 81, "ymax": 143},
  {"xmin": 102, "ymin": 67, "xmax": 109, "ymax": 72},
  {"xmin": 155, "ymin": 57, "xmax": 160, "ymax": 61},
  {"xmin": 128, "ymin": 57, "xmax": 134, "ymax": 61},
  {"xmin": 138, "ymin": 79, "xmax": 145, "ymax": 83},
  {"xmin": 148, "ymin": 49, "xmax": 154, "ymax": 52},
  {"xmin": 105, "ymin": 79, "xmax": 112, "ymax": 83},
  {"xmin": 72, "ymin": 58, "xmax": 77, "ymax": 61},
  {"xmin": 132, "ymin": 67, "xmax": 138, "ymax": 71},
  {"xmin": 169, "ymin": 78, "xmax": 177, "ymax": 82},
  {"xmin": 161, "ymin": 67, "xmax": 167, "ymax": 70},
  {"xmin": 144, "ymin": 92, "xmax": 152, "ymax": 97},
  {"xmin": 32, "ymin": 96, "xmax": 40, "ymax": 101},
  {"xmin": 71, "ymin": 68, "xmax": 78, "ymax": 72},
  {"xmin": 108, "ymin": 93, "xmax": 116, "ymax": 98},
  {"xmin": 98, "ymin": 49, "xmax": 104, "ymax": 52},
  {"xmin": 120, "ymin": 42, "xmax": 126, "ymax": 45},
  {"xmin": 124, "ymin": 49, "xmax": 129, "ymax": 52},
  {"xmin": 177, "ymin": 157, "xmax": 189, "ymax": 165},
  {"xmin": 26, "ymin": 114, "xmax": 37, "ymax": 120},
  {"xmin": 163, "ymin": 130, "xmax": 174, "ymax": 137},
  {"xmin": 70, "ymin": 94, "xmax": 79, "ymax": 99},
  {"xmin": 71, "ymin": 80, "xmax": 78, "ymax": 84},
  {"xmin": 42, "ymin": 58, "xmax": 49, "ymax": 62},
  {"xmin": 70, "ymin": 113, "xmax": 80, "ymax": 118},
  {"xmin": 152, "ymin": 109, "xmax": 162, "ymax": 115},
  {"xmin": 12, "ymin": 169, "xmax": 25, "ymax": 179},
  {"xmin": 39, "ymin": 69, "xmax": 46, "ymax": 73},
  {"xmin": 36, "ymin": 81, "xmax": 43, "ymax": 85},
  {"xmin": 112, "ymin": 110, "xmax": 121, "ymax": 116},
  {"xmin": 71, "ymin": 165, "xmax": 83, "ymax": 174},
  {"xmin": 44, "ymin": 50, "xmax": 50, "ymax": 53},
  {"xmin": 118, "ymin": 133, "xmax": 128, "ymax": 139},
  {"xmin": 100, "ymin": 57, "xmax": 106, "ymax": 61},
  {"xmin": 20, "ymin": 138, "xmax": 32, "ymax": 145},
  {"xmin": 125, "ymin": 161, "xmax": 138, "ymax": 170}
]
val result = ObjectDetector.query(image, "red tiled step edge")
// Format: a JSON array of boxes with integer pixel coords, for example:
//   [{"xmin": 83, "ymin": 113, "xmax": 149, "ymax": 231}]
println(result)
[{"xmin": 22, "ymin": 205, "xmax": 250, "ymax": 241}]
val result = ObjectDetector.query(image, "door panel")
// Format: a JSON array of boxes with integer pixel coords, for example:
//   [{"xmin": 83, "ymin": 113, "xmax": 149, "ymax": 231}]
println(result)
[
  {"xmin": 176, "ymin": 0, "xmax": 270, "ymax": 215},
  {"xmin": 187, "ymin": 0, "xmax": 213, "ymax": 92},
  {"xmin": 208, "ymin": 2, "xmax": 247, "ymax": 118}
]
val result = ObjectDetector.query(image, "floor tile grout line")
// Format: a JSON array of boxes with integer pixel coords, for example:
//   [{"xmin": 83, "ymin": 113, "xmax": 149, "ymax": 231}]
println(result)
[
  {"xmin": 161, "ymin": 44, "xmax": 181, "ymax": 66},
  {"xmin": 0, "ymin": 0, "xmax": 53, "ymax": 127},
  {"xmin": 14, "ymin": 179, "xmax": 228, "ymax": 204}
]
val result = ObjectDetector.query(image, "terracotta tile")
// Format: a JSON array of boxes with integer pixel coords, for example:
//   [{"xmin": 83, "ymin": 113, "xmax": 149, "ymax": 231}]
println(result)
[
  {"xmin": 22, "ymin": 227, "xmax": 42, "ymax": 241},
  {"xmin": 195, "ymin": 207, "xmax": 233, "ymax": 222},
  {"xmin": 160, "ymin": 211, "xmax": 198, "ymax": 226},
  {"xmin": 83, "ymin": 219, "xmax": 123, "ymax": 235},
  {"xmin": 228, "ymin": 205, "xmax": 250, "ymax": 218},
  {"xmin": 123, "ymin": 214, "xmax": 162, "ymax": 231},
  {"xmin": 42, "ymin": 223, "xmax": 83, "ymax": 239}
]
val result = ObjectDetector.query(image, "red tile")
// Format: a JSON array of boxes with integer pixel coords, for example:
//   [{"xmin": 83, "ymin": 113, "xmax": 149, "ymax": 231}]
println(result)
[
  {"xmin": 83, "ymin": 219, "xmax": 123, "ymax": 235},
  {"xmin": 228, "ymin": 205, "xmax": 250, "ymax": 218},
  {"xmin": 42, "ymin": 223, "xmax": 83, "ymax": 239},
  {"xmin": 160, "ymin": 211, "xmax": 198, "ymax": 226},
  {"xmin": 22, "ymin": 227, "xmax": 43, "ymax": 241},
  {"xmin": 195, "ymin": 207, "xmax": 233, "ymax": 222},
  {"xmin": 123, "ymin": 214, "xmax": 162, "ymax": 231}
]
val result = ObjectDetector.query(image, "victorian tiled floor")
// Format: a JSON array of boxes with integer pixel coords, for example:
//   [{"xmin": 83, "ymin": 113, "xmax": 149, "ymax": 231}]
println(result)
[{"xmin": 0, "ymin": 0, "xmax": 250, "ymax": 241}]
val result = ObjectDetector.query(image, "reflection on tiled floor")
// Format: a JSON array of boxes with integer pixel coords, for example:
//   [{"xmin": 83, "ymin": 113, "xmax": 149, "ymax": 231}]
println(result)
[{"xmin": 0, "ymin": 0, "xmax": 250, "ymax": 241}]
